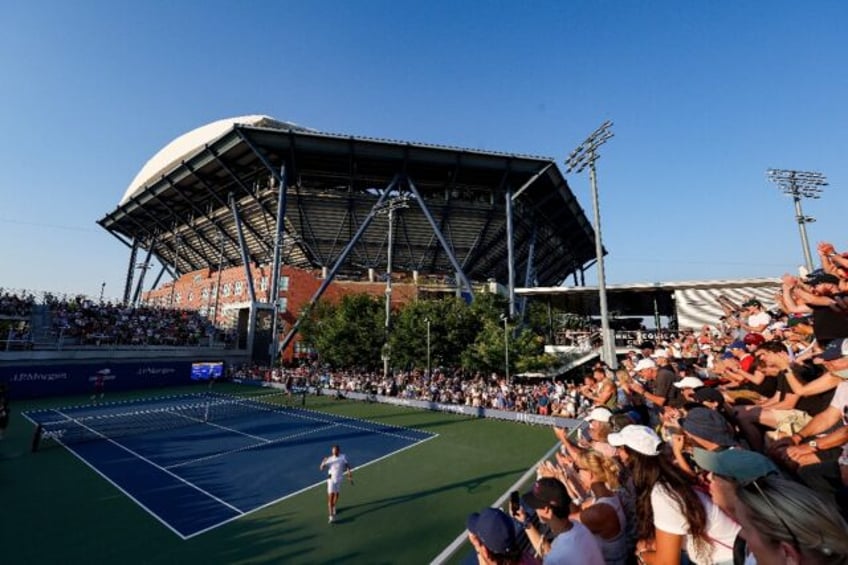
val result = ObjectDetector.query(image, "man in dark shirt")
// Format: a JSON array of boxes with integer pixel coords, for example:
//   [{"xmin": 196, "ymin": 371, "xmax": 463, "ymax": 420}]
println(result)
[
  {"xmin": 627, "ymin": 357, "xmax": 682, "ymax": 412},
  {"xmin": 735, "ymin": 341, "xmax": 837, "ymax": 451}
]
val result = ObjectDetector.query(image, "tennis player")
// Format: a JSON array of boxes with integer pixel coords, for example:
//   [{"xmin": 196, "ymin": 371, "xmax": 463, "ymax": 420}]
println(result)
[
  {"xmin": 91, "ymin": 370, "xmax": 107, "ymax": 401},
  {"xmin": 319, "ymin": 444, "xmax": 353, "ymax": 523}
]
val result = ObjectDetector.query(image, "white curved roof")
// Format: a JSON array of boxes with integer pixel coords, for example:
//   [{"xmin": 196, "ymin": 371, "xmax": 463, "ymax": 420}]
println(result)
[{"xmin": 120, "ymin": 115, "xmax": 309, "ymax": 205}]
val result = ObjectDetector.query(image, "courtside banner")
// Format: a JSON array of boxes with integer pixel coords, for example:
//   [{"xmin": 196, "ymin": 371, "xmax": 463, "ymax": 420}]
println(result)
[
  {"xmin": 0, "ymin": 361, "xmax": 195, "ymax": 399},
  {"xmin": 321, "ymin": 388, "xmax": 581, "ymax": 429}
]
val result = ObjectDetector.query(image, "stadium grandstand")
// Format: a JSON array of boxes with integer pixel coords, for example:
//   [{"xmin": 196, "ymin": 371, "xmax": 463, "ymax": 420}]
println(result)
[{"xmin": 96, "ymin": 115, "xmax": 601, "ymax": 363}]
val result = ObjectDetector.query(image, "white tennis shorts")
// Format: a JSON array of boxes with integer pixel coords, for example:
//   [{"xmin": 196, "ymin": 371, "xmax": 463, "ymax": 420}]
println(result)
[{"xmin": 327, "ymin": 477, "xmax": 342, "ymax": 494}]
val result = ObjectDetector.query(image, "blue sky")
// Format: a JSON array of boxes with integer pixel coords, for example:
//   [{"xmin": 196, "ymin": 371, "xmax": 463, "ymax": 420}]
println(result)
[{"xmin": 2, "ymin": 1, "xmax": 847, "ymax": 300}]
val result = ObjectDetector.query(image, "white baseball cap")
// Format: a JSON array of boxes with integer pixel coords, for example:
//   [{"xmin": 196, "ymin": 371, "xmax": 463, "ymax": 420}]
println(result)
[
  {"xmin": 585, "ymin": 406, "xmax": 613, "ymax": 423},
  {"xmin": 607, "ymin": 425, "xmax": 662, "ymax": 456},
  {"xmin": 651, "ymin": 348, "xmax": 669, "ymax": 359},
  {"xmin": 633, "ymin": 358, "xmax": 657, "ymax": 372},
  {"xmin": 673, "ymin": 376, "xmax": 705, "ymax": 389}
]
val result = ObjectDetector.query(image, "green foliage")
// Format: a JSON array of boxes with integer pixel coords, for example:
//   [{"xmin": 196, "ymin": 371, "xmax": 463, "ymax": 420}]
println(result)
[
  {"xmin": 301, "ymin": 291, "xmax": 558, "ymax": 374},
  {"xmin": 298, "ymin": 294, "xmax": 385, "ymax": 369}
]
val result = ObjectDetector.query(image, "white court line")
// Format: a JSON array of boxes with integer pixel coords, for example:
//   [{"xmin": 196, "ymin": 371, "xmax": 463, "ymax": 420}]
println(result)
[
  {"xmin": 53, "ymin": 409, "xmax": 245, "ymax": 516},
  {"xmin": 209, "ymin": 392, "xmax": 432, "ymax": 441},
  {"xmin": 429, "ymin": 440, "xmax": 562, "ymax": 565},
  {"xmin": 287, "ymin": 411, "xmax": 428, "ymax": 442},
  {"xmin": 184, "ymin": 431, "xmax": 440, "ymax": 539},
  {"xmin": 172, "ymin": 410, "xmax": 271, "ymax": 443},
  {"xmin": 29, "ymin": 402, "xmax": 439, "ymax": 540},
  {"xmin": 22, "ymin": 411, "xmax": 191, "ymax": 540},
  {"xmin": 165, "ymin": 423, "xmax": 340, "ymax": 470}
]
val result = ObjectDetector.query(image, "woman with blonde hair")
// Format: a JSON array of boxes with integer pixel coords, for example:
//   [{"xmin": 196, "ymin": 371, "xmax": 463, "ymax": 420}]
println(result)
[
  {"xmin": 734, "ymin": 475, "xmax": 848, "ymax": 565},
  {"xmin": 564, "ymin": 450, "xmax": 632, "ymax": 565}
]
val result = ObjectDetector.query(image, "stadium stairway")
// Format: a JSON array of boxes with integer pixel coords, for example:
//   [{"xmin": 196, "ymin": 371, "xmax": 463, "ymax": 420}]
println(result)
[{"xmin": 30, "ymin": 304, "xmax": 57, "ymax": 349}]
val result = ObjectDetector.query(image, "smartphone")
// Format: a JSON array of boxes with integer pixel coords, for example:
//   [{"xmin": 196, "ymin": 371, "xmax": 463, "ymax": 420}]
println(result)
[{"xmin": 509, "ymin": 490, "xmax": 520, "ymax": 516}]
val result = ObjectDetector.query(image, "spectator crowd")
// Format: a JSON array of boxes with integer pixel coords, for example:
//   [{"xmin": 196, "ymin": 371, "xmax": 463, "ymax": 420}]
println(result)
[
  {"xmin": 48, "ymin": 295, "xmax": 219, "ymax": 346},
  {"xmin": 463, "ymin": 241, "xmax": 848, "ymax": 565}
]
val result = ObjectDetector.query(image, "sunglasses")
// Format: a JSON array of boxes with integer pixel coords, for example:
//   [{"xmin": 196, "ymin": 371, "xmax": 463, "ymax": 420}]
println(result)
[
  {"xmin": 741, "ymin": 478, "xmax": 835, "ymax": 558},
  {"xmin": 744, "ymin": 479, "xmax": 802, "ymax": 551}
]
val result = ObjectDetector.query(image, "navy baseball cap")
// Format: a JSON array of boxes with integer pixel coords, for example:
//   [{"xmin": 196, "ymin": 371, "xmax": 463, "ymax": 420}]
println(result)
[
  {"xmin": 466, "ymin": 507, "xmax": 517, "ymax": 555},
  {"xmin": 820, "ymin": 338, "xmax": 848, "ymax": 361}
]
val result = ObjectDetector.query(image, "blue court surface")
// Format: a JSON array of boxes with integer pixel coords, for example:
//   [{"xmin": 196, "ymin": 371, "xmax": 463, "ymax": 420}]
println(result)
[{"xmin": 23, "ymin": 392, "xmax": 436, "ymax": 538}]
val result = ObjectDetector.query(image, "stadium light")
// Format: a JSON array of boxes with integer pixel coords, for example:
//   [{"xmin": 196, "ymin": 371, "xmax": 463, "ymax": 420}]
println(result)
[
  {"xmin": 766, "ymin": 168, "xmax": 828, "ymax": 272},
  {"xmin": 565, "ymin": 121, "xmax": 617, "ymax": 369},
  {"xmin": 375, "ymin": 195, "xmax": 411, "ymax": 378},
  {"xmin": 425, "ymin": 317, "xmax": 431, "ymax": 378},
  {"xmin": 500, "ymin": 313, "xmax": 510, "ymax": 382}
]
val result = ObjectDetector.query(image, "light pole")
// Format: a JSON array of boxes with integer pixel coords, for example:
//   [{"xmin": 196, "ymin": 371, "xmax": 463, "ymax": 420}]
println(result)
[
  {"xmin": 375, "ymin": 195, "xmax": 410, "ymax": 379},
  {"xmin": 766, "ymin": 169, "xmax": 828, "ymax": 273},
  {"xmin": 501, "ymin": 314, "xmax": 510, "ymax": 382},
  {"xmin": 425, "ymin": 317, "xmax": 431, "ymax": 378},
  {"xmin": 565, "ymin": 120, "xmax": 617, "ymax": 369}
]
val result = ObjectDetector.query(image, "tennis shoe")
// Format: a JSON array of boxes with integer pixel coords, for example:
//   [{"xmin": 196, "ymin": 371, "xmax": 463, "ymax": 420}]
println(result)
[{"xmin": 328, "ymin": 515, "xmax": 334, "ymax": 523}]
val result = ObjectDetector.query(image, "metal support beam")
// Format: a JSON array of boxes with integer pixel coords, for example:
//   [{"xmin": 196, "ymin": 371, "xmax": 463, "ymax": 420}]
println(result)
[
  {"xmin": 132, "ymin": 241, "xmax": 156, "ymax": 306},
  {"xmin": 269, "ymin": 165, "xmax": 288, "ymax": 364},
  {"xmin": 211, "ymin": 229, "xmax": 225, "ymax": 325},
  {"xmin": 520, "ymin": 222, "xmax": 537, "ymax": 317},
  {"xmin": 149, "ymin": 190, "xmax": 219, "ymax": 269},
  {"xmin": 407, "ymin": 178, "xmax": 475, "ymax": 300},
  {"xmin": 278, "ymin": 175, "xmax": 400, "ymax": 354},
  {"xmin": 506, "ymin": 187, "xmax": 516, "ymax": 318},
  {"xmin": 122, "ymin": 239, "xmax": 139, "ymax": 306},
  {"xmin": 150, "ymin": 265, "xmax": 167, "ymax": 293},
  {"xmin": 186, "ymin": 155, "xmax": 273, "ymax": 258},
  {"xmin": 169, "ymin": 234, "xmax": 182, "ymax": 307},
  {"xmin": 163, "ymin": 176, "xmax": 241, "ymax": 265},
  {"xmin": 230, "ymin": 194, "xmax": 257, "ymax": 358},
  {"xmin": 511, "ymin": 162, "xmax": 553, "ymax": 201},
  {"xmin": 229, "ymin": 195, "xmax": 257, "ymax": 303}
]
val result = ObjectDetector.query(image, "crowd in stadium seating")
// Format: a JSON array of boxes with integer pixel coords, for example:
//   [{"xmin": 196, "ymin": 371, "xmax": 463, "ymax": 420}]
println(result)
[
  {"xmin": 464, "ymin": 241, "xmax": 848, "ymax": 565},
  {"xmin": 0, "ymin": 290, "xmax": 35, "ymax": 318},
  {"xmin": 48, "ymin": 295, "xmax": 218, "ymax": 346}
]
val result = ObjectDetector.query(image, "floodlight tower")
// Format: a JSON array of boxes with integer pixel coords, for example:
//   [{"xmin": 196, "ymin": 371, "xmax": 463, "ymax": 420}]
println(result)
[
  {"xmin": 565, "ymin": 121, "xmax": 617, "ymax": 369},
  {"xmin": 766, "ymin": 169, "xmax": 828, "ymax": 273},
  {"xmin": 376, "ymin": 194, "xmax": 410, "ymax": 378}
]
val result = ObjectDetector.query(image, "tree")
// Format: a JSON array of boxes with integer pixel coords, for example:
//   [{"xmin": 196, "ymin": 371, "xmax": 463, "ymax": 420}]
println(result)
[{"xmin": 299, "ymin": 294, "xmax": 385, "ymax": 369}]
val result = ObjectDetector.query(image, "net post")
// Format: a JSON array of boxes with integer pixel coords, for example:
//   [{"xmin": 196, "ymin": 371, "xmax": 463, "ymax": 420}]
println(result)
[{"xmin": 31, "ymin": 423, "xmax": 43, "ymax": 453}]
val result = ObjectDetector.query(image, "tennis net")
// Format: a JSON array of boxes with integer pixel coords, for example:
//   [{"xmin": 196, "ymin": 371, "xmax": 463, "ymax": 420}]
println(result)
[{"xmin": 30, "ymin": 391, "xmax": 287, "ymax": 451}]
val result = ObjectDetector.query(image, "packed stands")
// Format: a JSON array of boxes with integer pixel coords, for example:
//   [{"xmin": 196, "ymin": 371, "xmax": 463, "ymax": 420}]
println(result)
[{"xmin": 456, "ymin": 240, "xmax": 848, "ymax": 565}]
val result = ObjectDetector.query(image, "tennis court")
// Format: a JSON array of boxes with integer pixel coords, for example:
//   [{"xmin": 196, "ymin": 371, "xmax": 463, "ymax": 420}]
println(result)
[{"xmin": 23, "ymin": 391, "xmax": 436, "ymax": 539}]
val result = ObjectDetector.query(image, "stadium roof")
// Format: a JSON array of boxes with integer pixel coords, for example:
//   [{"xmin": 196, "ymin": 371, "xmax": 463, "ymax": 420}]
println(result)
[
  {"xmin": 516, "ymin": 277, "xmax": 781, "ymax": 318},
  {"xmin": 99, "ymin": 116, "xmax": 601, "ymax": 286}
]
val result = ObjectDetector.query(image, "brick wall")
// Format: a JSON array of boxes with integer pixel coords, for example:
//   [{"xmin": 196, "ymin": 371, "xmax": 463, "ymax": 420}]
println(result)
[{"xmin": 143, "ymin": 265, "xmax": 425, "ymax": 362}]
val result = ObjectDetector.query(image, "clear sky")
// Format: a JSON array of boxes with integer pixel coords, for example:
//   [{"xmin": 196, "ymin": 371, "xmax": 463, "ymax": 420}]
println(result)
[{"xmin": 2, "ymin": 1, "xmax": 847, "ymax": 300}]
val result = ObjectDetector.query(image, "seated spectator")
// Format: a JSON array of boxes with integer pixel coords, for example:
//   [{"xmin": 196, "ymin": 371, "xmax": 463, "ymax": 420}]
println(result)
[
  {"xmin": 772, "ymin": 338, "xmax": 848, "ymax": 498},
  {"xmin": 691, "ymin": 447, "xmax": 782, "ymax": 565},
  {"xmin": 466, "ymin": 506, "xmax": 540, "ymax": 565},
  {"xmin": 734, "ymin": 475, "xmax": 848, "ymax": 565},
  {"xmin": 607, "ymin": 425, "xmax": 739, "ymax": 565},
  {"xmin": 735, "ymin": 340, "xmax": 837, "ymax": 451},
  {"xmin": 555, "ymin": 450, "xmax": 631, "ymax": 565},
  {"xmin": 624, "ymin": 358, "xmax": 681, "ymax": 417},
  {"xmin": 516, "ymin": 477, "xmax": 605, "ymax": 565},
  {"xmin": 680, "ymin": 405, "xmax": 739, "ymax": 451},
  {"xmin": 554, "ymin": 407, "xmax": 616, "ymax": 461}
]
